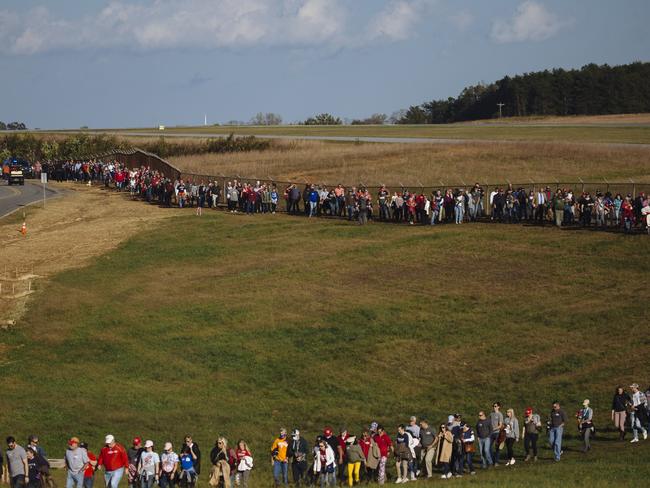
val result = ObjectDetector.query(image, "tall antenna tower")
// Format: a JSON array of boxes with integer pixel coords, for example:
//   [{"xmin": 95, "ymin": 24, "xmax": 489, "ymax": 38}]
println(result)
[{"xmin": 204, "ymin": 114, "xmax": 207, "ymax": 126}]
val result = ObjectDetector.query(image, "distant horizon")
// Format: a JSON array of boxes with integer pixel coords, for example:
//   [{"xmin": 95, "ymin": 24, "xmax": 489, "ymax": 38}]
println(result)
[{"xmin": 1, "ymin": 0, "xmax": 649, "ymax": 129}]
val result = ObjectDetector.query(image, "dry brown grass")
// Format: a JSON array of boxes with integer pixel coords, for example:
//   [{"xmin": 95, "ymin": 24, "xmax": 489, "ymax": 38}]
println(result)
[
  {"xmin": 460, "ymin": 113, "xmax": 650, "ymax": 125},
  {"xmin": 169, "ymin": 139, "xmax": 650, "ymax": 186}
]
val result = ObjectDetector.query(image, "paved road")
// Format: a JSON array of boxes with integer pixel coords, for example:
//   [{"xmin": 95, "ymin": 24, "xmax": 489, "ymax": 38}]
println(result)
[{"xmin": 0, "ymin": 179, "xmax": 64, "ymax": 219}]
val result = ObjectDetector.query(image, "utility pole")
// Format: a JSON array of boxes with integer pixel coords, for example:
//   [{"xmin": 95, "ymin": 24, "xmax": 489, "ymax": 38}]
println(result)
[
  {"xmin": 204, "ymin": 114, "xmax": 207, "ymax": 126},
  {"xmin": 497, "ymin": 103, "xmax": 505, "ymax": 118}
]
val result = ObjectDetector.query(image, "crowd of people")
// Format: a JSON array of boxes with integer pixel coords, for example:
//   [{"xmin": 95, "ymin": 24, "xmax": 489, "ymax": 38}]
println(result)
[
  {"xmin": 2, "ymin": 385, "xmax": 649, "ymax": 488},
  {"xmin": 41, "ymin": 159, "xmax": 650, "ymax": 234}
]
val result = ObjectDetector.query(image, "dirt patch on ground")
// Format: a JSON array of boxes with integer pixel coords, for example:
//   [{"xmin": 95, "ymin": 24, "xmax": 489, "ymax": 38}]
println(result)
[{"xmin": 0, "ymin": 184, "xmax": 174, "ymax": 324}]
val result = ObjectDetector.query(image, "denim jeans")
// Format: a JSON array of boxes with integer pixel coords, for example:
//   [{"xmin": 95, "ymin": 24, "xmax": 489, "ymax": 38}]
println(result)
[
  {"xmin": 140, "ymin": 474, "xmax": 155, "ymax": 488},
  {"xmin": 630, "ymin": 411, "xmax": 647, "ymax": 440},
  {"xmin": 159, "ymin": 472, "xmax": 175, "ymax": 488},
  {"xmin": 309, "ymin": 201, "xmax": 317, "ymax": 217},
  {"xmin": 489, "ymin": 432, "xmax": 500, "ymax": 464},
  {"xmin": 318, "ymin": 472, "xmax": 336, "ymax": 488},
  {"xmin": 549, "ymin": 426, "xmax": 563, "ymax": 461},
  {"xmin": 430, "ymin": 210, "xmax": 438, "ymax": 225},
  {"xmin": 83, "ymin": 477, "xmax": 94, "ymax": 488},
  {"xmin": 455, "ymin": 206, "xmax": 464, "ymax": 223},
  {"xmin": 273, "ymin": 461, "xmax": 289, "ymax": 486},
  {"xmin": 67, "ymin": 471, "xmax": 85, "ymax": 488},
  {"xmin": 478, "ymin": 437, "xmax": 492, "ymax": 467},
  {"xmin": 104, "ymin": 469, "xmax": 124, "ymax": 488},
  {"xmin": 463, "ymin": 452, "xmax": 474, "ymax": 473}
]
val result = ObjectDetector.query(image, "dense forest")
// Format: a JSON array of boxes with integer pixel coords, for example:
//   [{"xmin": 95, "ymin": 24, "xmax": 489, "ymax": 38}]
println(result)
[{"xmin": 398, "ymin": 62, "xmax": 650, "ymax": 124}]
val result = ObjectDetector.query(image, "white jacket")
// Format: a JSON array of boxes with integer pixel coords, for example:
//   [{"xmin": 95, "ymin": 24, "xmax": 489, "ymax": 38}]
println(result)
[{"xmin": 313, "ymin": 446, "xmax": 336, "ymax": 473}]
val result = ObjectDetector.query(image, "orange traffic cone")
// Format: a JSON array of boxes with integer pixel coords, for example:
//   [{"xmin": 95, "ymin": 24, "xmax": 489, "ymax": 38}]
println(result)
[{"xmin": 20, "ymin": 222, "xmax": 27, "ymax": 236}]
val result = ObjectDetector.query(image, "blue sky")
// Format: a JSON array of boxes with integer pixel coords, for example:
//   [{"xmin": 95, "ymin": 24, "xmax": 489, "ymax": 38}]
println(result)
[{"xmin": 1, "ymin": 0, "xmax": 649, "ymax": 128}]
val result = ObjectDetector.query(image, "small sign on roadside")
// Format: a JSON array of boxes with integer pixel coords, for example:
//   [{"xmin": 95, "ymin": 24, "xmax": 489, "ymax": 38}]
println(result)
[{"xmin": 41, "ymin": 173, "xmax": 47, "ymax": 184}]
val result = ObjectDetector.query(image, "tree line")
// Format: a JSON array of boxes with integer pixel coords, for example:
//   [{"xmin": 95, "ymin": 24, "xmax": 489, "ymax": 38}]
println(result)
[
  {"xmin": 397, "ymin": 61, "xmax": 650, "ymax": 124},
  {"xmin": 0, "ymin": 121, "xmax": 27, "ymax": 130}
]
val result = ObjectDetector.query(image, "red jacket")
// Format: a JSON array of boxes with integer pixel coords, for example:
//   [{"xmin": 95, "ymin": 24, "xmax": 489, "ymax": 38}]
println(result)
[
  {"xmin": 373, "ymin": 433, "xmax": 392, "ymax": 457},
  {"xmin": 98, "ymin": 443, "xmax": 128, "ymax": 471}
]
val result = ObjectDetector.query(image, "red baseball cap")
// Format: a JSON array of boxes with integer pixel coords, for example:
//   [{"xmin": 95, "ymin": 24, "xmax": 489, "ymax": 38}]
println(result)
[
  {"xmin": 68, "ymin": 437, "xmax": 80, "ymax": 446},
  {"xmin": 323, "ymin": 428, "xmax": 332, "ymax": 436},
  {"xmin": 133, "ymin": 437, "xmax": 142, "ymax": 446}
]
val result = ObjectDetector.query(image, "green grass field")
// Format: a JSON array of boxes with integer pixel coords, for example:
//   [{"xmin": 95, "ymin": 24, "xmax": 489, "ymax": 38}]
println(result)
[
  {"xmin": 53, "ymin": 123, "xmax": 650, "ymax": 144},
  {"xmin": 2, "ymin": 208, "xmax": 650, "ymax": 487}
]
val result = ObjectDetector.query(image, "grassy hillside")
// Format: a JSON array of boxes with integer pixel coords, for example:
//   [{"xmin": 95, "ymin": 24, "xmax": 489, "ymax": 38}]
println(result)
[{"xmin": 2, "ymin": 210, "xmax": 650, "ymax": 486}]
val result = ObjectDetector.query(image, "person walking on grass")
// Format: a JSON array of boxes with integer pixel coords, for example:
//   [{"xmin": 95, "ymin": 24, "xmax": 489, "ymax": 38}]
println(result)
[
  {"xmin": 359, "ymin": 430, "xmax": 379, "ymax": 483},
  {"xmin": 137, "ymin": 441, "xmax": 160, "ymax": 488},
  {"xmin": 5, "ymin": 437, "xmax": 29, "ymax": 488},
  {"xmin": 629, "ymin": 383, "xmax": 648, "ymax": 443},
  {"xmin": 234, "ymin": 440, "xmax": 253, "ymax": 488},
  {"xmin": 612, "ymin": 386, "xmax": 631, "ymax": 440},
  {"xmin": 271, "ymin": 429, "xmax": 290, "ymax": 487},
  {"xmin": 178, "ymin": 446, "xmax": 197, "ymax": 488},
  {"xmin": 25, "ymin": 446, "xmax": 49, "ymax": 488},
  {"xmin": 475, "ymin": 412, "xmax": 492, "ymax": 469},
  {"xmin": 433, "ymin": 424, "xmax": 453, "ymax": 480},
  {"xmin": 549, "ymin": 402, "xmax": 568, "ymax": 462},
  {"xmin": 393, "ymin": 425, "xmax": 412, "ymax": 484},
  {"xmin": 522, "ymin": 408, "xmax": 541, "ymax": 462},
  {"xmin": 373, "ymin": 426, "xmax": 392, "ymax": 485},
  {"xmin": 160, "ymin": 443, "xmax": 178, "ymax": 488},
  {"xmin": 460, "ymin": 424, "xmax": 476, "ymax": 476},
  {"xmin": 80, "ymin": 443, "xmax": 98, "ymax": 488},
  {"xmin": 577, "ymin": 400, "xmax": 594, "ymax": 452},
  {"xmin": 97, "ymin": 435, "xmax": 128, "ymax": 488},
  {"xmin": 313, "ymin": 439, "xmax": 336, "ymax": 488},
  {"xmin": 503, "ymin": 409, "xmax": 519, "ymax": 466},
  {"xmin": 127, "ymin": 438, "xmax": 143, "ymax": 488},
  {"xmin": 489, "ymin": 402, "xmax": 504, "ymax": 466},
  {"xmin": 288, "ymin": 430, "xmax": 309, "ymax": 488},
  {"xmin": 344, "ymin": 437, "xmax": 363, "ymax": 487},
  {"xmin": 65, "ymin": 438, "xmax": 89, "ymax": 488}
]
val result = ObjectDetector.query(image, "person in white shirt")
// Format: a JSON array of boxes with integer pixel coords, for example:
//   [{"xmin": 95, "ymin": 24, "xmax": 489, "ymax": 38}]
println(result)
[{"xmin": 629, "ymin": 384, "xmax": 648, "ymax": 443}]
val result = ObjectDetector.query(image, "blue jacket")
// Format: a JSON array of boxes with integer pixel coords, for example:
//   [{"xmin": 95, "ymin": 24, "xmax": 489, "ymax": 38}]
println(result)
[{"xmin": 309, "ymin": 190, "xmax": 319, "ymax": 203}]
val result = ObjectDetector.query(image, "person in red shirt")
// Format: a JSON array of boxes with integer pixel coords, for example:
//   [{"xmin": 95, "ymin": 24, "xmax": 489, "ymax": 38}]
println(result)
[
  {"xmin": 373, "ymin": 426, "xmax": 393, "ymax": 485},
  {"xmin": 80, "ymin": 442, "xmax": 98, "ymax": 488},
  {"xmin": 97, "ymin": 435, "xmax": 128, "ymax": 488}
]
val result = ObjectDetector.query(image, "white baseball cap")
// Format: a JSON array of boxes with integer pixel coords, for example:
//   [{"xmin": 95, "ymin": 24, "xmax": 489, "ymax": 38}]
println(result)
[
  {"xmin": 144, "ymin": 440, "xmax": 154, "ymax": 448},
  {"xmin": 105, "ymin": 435, "xmax": 115, "ymax": 445}
]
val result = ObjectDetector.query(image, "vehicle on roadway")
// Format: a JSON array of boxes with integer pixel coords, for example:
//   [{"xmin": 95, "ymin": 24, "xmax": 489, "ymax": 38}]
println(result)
[{"xmin": 3, "ymin": 157, "xmax": 31, "ymax": 185}]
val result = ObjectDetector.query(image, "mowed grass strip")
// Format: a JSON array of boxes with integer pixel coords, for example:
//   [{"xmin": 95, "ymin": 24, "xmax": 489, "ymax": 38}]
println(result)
[{"xmin": 2, "ymin": 213, "xmax": 650, "ymax": 486}]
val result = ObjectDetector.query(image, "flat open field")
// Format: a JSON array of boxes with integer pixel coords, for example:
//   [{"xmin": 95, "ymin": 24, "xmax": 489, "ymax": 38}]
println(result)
[
  {"xmin": 1, "ymin": 186, "xmax": 650, "ymax": 487},
  {"xmin": 170, "ymin": 140, "xmax": 650, "ymax": 187},
  {"xmin": 49, "ymin": 115, "xmax": 650, "ymax": 144}
]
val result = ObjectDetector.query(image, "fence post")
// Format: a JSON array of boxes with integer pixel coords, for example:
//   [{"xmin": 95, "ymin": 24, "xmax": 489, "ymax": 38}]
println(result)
[{"xmin": 630, "ymin": 178, "xmax": 636, "ymax": 198}]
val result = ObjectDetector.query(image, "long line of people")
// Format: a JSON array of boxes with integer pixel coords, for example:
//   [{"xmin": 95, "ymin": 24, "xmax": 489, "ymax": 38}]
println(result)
[
  {"xmin": 3, "ymin": 385, "xmax": 649, "ymax": 488},
  {"xmin": 42, "ymin": 160, "xmax": 650, "ymax": 233}
]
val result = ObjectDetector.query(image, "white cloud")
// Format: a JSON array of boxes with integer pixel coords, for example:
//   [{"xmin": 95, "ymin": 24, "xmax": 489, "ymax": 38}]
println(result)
[
  {"xmin": 491, "ymin": 1, "xmax": 566, "ymax": 43},
  {"xmin": 449, "ymin": 9, "xmax": 473, "ymax": 32},
  {"xmin": 0, "ymin": 0, "xmax": 351, "ymax": 55},
  {"xmin": 366, "ymin": 0, "xmax": 436, "ymax": 42}
]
